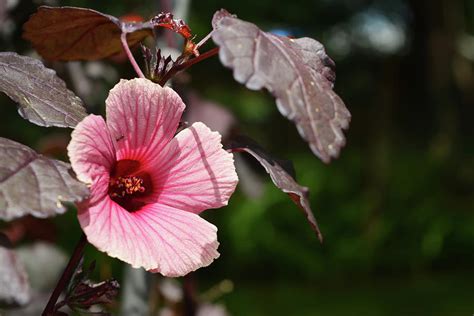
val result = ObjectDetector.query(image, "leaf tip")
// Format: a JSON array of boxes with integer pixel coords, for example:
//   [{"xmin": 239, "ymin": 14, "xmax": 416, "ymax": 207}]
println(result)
[
  {"xmin": 212, "ymin": 9, "xmax": 235, "ymax": 29},
  {"xmin": 317, "ymin": 230, "xmax": 324, "ymax": 244}
]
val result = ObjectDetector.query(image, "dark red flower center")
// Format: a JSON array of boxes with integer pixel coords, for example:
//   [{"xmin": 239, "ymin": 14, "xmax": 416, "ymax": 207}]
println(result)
[{"xmin": 108, "ymin": 159, "xmax": 153, "ymax": 212}]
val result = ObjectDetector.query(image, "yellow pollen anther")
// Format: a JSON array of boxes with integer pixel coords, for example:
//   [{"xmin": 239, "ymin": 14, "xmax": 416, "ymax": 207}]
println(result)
[{"xmin": 110, "ymin": 176, "xmax": 146, "ymax": 198}]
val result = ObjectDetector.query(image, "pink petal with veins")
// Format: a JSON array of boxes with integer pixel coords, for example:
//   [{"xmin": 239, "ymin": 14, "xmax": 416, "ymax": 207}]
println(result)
[
  {"xmin": 153, "ymin": 122, "xmax": 237, "ymax": 214},
  {"xmin": 105, "ymin": 78, "xmax": 184, "ymax": 162},
  {"xmin": 68, "ymin": 78, "xmax": 238, "ymax": 276}
]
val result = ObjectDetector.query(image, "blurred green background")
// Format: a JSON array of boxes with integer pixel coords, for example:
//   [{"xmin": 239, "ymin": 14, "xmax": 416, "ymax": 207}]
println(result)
[{"xmin": 1, "ymin": 0, "xmax": 473, "ymax": 315}]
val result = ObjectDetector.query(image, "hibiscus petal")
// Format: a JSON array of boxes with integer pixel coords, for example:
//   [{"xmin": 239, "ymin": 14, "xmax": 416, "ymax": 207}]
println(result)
[
  {"xmin": 105, "ymin": 78, "xmax": 185, "ymax": 162},
  {"xmin": 154, "ymin": 122, "xmax": 238, "ymax": 214},
  {"xmin": 78, "ymin": 198, "xmax": 219, "ymax": 277},
  {"xmin": 67, "ymin": 114, "xmax": 115, "ymax": 189}
]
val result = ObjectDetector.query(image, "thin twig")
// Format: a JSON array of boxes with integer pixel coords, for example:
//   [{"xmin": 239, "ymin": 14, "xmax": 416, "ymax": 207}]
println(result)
[
  {"xmin": 42, "ymin": 233, "xmax": 88, "ymax": 316},
  {"xmin": 121, "ymin": 32, "xmax": 145, "ymax": 78}
]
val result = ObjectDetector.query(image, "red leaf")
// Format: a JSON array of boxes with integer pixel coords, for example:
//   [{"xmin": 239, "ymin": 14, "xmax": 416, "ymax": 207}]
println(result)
[
  {"xmin": 151, "ymin": 12, "xmax": 192, "ymax": 39},
  {"xmin": 23, "ymin": 6, "xmax": 152, "ymax": 61},
  {"xmin": 212, "ymin": 11, "xmax": 351, "ymax": 163},
  {"xmin": 64, "ymin": 261, "xmax": 119, "ymax": 312},
  {"xmin": 227, "ymin": 136, "xmax": 323, "ymax": 242},
  {"xmin": 120, "ymin": 14, "xmax": 145, "ymax": 23}
]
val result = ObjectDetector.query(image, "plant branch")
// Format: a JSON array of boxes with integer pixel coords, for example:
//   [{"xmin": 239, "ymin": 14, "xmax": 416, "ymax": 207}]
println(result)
[
  {"xmin": 159, "ymin": 46, "xmax": 219, "ymax": 85},
  {"xmin": 42, "ymin": 233, "xmax": 88, "ymax": 316},
  {"xmin": 183, "ymin": 273, "xmax": 197, "ymax": 316},
  {"xmin": 121, "ymin": 32, "xmax": 145, "ymax": 78}
]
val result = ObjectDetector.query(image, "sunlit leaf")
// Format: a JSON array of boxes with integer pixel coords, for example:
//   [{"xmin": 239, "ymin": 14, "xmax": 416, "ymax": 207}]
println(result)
[
  {"xmin": 23, "ymin": 6, "xmax": 152, "ymax": 61},
  {"xmin": 0, "ymin": 138, "xmax": 89, "ymax": 221},
  {"xmin": 227, "ymin": 136, "xmax": 323, "ymax": 242},
  {"xmin": 0, "ymin": 52, "xmax": 87, "ymax": 128},
  {"xmin": 213, "ymin": 10, "xmax": 351, "ymax": 163},
  {"xmin": 0, "ymin": 239, "xmax": 31, "ymax": 307}
]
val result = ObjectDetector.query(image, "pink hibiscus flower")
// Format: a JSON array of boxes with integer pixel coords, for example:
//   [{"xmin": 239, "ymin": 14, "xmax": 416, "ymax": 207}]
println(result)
[{"xmin": 67, "ymin": 78, "xmax": 238, "ymax": 277}]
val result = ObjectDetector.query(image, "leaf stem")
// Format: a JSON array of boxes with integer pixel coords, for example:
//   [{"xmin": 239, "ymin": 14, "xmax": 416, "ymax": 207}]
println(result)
[
  {"xmin": 121, "ymin": 32, "xmax": 145, "ymax": 78},
  {"xmin": 42, "ymin": 233, "xmax": 88, "ymax": 316},
  {"xmin": 159, "ymin": 46, "xmax": 219, "ymax": 85}
]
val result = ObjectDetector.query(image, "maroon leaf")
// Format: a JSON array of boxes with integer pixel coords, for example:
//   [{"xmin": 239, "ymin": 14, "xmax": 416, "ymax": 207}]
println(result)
[
  {"xmin": 141, "ymin": 46, "xmax": 177, "ymax": 83},
  {"xmin": 0, "ymin": 138, "xmax": 89, "ymax": 221},
  {"xmin": 62, "ymin": 261, "xmax": 119, "ymax": 314},
  {"xmin": 69, "ymin": 279, "xmax": 119, "ymax": 309},
  {"xmin": 0, "ymin": 243, "xmax": 31, "ymax": 307},
  {"xmin": 0, "ymin": 52, "xmax": 87, "ymax": 128},
  {"xmin": 23, "ymin": 6, "xmax": 152, "ymax": 61},
  {"xmin": 227, "ymin": 136, "xmax": 323, "ymax": 242},
  {"xmin": 212, "ymin": 11, "xmax": 351, "ymax": 163},
  {"xmin": 151, "ymin": 12, "xmax": 192, "ymax": 39}
]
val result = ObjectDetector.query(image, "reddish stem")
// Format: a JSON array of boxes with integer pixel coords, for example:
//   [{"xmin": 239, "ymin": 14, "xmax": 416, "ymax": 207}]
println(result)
[
  {"xmin": 121, "ymin": 32, "xmax": 145, "ymax": 78},
  {"xmin": 42, "ymin": 233, "xmax": 88, "ymax": 316},
  {"xmin": 159, "ymin": 47, "xmax": 219, "ymax": 86},
  {"xmin": 183, "ymin": 273, "xmax": 197, "ymax": 316}
]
